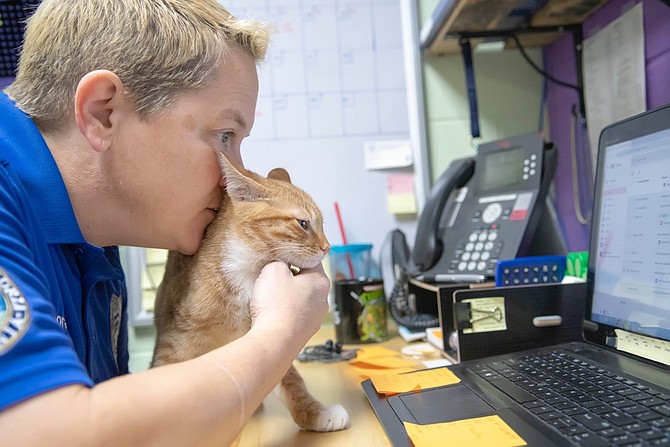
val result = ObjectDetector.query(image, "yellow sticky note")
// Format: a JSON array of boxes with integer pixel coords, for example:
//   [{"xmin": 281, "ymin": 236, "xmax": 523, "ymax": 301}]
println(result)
[
  {"xmin": 404, "ymin": 415, "xmax": 527, "ymax": 447},
  {"xmin": 386, "ymin": 174, "xmax": 418, "ymax": 214},
  {"xmin": 387, "ymin": 193, "xmax": 418, "ymax": 214}
]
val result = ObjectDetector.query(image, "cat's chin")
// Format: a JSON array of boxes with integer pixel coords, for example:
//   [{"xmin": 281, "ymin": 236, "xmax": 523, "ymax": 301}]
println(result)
[{"xmin": 292, "ymin": 259, "xmax": 322, "ymax": 270}]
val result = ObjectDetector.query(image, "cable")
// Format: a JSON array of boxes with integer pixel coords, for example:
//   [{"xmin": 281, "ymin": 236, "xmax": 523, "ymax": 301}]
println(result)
[
  {"xmin": 378, "ymin": 229, "xmax": 439, "ymax": 330},
  {"xmin": 570, "ymin": 106, "xmax": 592, "ymax": 225},
  {"xmin": 297, "ymin": 340, "xmax": 357, "ymax": 363},
  {"xmin": 387, "ymin": 268, "xmax": 440, "ymax": 330},
  {"xmin": 538, "ymin": 74, "xmax": 548, "ymax": 133},
  {"xmin": 508, "ymin": 33, "xmax": 582, "ymax": 94}
]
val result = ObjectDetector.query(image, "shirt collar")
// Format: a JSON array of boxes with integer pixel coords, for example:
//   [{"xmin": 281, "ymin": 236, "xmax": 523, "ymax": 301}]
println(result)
[{"xmin": 0, "ymin": 92, "xmax": 86, "ymax": 244}]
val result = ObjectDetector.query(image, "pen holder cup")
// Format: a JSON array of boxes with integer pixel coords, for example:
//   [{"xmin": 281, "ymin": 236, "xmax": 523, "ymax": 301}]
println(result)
[
  {"xmin": 328, "ymin": 244, "xmax": 373, "ymax": 281},
  {"xmin": 332, "ymin": 278, "xmax": 388, "ymax": 344}
]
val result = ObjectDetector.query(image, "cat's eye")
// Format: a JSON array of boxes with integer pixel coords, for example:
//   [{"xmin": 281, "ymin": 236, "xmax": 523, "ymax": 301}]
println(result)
[{"xmin": 297, "ymin": 219, "xmax": 309, "ymax": 230}]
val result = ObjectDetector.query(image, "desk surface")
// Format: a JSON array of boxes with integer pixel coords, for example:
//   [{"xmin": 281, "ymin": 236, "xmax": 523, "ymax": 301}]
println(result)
[{"xmin": 232, "ymin": 323, "xmax": 423, "ymax": 446}]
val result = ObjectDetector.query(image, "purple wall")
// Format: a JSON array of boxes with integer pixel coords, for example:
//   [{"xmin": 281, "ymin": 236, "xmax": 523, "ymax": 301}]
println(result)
[
  {"xmin": 544, "ymin": 0, "xmax": 670, "ymax": 251},
  {"xmin": 0, "ymin": 77, "xmax": 12, "ymax": 89}
]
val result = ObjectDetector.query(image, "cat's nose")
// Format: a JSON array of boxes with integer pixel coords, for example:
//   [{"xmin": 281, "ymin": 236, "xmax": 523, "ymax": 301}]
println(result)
[{"xmin": 321, "ymin": 245, "xmax": 330, "ymax": 255}]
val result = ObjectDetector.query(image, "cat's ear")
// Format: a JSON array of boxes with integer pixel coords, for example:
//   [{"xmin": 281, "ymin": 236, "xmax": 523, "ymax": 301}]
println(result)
[
  {"xmin": 219, "ymin": 154, "xmax": 271, "ymax": 201},
  {"xmin": 267, "ymin": 168, "xmax": 292, "ymax": 184}
]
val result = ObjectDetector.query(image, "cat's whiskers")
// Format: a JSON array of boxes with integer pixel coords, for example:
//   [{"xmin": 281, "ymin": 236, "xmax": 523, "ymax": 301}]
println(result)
[{"xmin": 272, "ymin": 245, "xmax": 323, "ymax": 270}]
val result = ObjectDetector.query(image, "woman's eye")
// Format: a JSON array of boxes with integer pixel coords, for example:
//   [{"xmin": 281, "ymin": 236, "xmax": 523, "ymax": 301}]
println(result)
[
  {"xmin": 297, "ymin": 219, "xmax": 309, "ymax": 230},
  {"xmin": 221, "ymin": 132, "xmax": 232, "ymax": 146}
]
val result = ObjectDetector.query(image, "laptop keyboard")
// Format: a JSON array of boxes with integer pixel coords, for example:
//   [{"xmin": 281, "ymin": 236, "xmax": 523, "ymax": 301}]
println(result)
[{"xmin": 468, "ymin": 351, "xmax": 670, "ymax": 446}]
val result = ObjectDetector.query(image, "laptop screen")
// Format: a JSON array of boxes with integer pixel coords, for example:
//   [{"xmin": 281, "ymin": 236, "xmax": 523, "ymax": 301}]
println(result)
[{"xmin": 588, "ymin": 104, "xmax": 670, "ymax": 343}]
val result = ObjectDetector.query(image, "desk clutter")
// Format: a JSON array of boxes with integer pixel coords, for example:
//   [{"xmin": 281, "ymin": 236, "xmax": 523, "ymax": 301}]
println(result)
[
  {"xmin": 409, "ymin": 279, "xmax": 588, "ymax": 363},
  {"xmin": 359, "ymin": 280, "xmax": 589, "ymax": 446},
  {"xmin": 297, "ymin": 340, "xmax": 358, "ymax": 363},
  {"xmin": 356, "ymin": 344, "xmax": 528, "ymax": 447}
]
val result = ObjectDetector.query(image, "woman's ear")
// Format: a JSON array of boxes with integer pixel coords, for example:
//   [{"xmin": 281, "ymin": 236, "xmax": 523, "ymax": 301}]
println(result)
[{"xmin": 74, "ymin": 70, "xmax": 125, "ymax": 152}]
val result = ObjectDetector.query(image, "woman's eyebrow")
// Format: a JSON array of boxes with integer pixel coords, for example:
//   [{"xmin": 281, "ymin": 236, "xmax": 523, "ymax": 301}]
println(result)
[{"xmin": 216, "ymin": 109, "xmax": 247, "ymax": 129}]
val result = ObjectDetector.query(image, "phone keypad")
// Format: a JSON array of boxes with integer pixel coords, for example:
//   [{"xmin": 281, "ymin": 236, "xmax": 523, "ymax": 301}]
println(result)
[
  {"xmin": 449, "ymin": 229, "xmax": 503, "ymax": 276},
  {"xmin": 523, "ymin": 153, "xmax": 539, "ymax": 181}
]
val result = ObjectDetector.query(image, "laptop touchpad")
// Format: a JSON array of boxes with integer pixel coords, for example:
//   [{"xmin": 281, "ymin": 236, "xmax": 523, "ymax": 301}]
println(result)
[{"xmin": 390, "ymin": 385, "xmax": 495, "ymax": 425}]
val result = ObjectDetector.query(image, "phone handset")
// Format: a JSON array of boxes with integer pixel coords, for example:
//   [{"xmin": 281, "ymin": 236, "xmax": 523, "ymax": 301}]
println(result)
[
  {"xmin": 386, "ymin": 157, "xmax": 475, "ymax": 331},
  {"xmin": 412, "ymin": 157, "xmax": 475, "ymax": 273}
]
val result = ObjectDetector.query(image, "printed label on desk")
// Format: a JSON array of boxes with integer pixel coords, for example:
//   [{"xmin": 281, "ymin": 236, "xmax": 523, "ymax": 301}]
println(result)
[
  {"xmin": 615, "ymin": 329, "xmax": 670, "ymax": 366},
  {"xmin": 463, "ymin": 297, "xmax": 507, "ymax": 334}
]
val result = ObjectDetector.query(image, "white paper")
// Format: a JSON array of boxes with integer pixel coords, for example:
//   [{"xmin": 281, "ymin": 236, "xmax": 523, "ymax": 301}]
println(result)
[
  {"xmin": 364, "ymin": 139, "xmax": 414, "ymax": 170},
  {"xmin": 422, "ymin": 358, "xmax": 453, "ymax": 368},
  {"xmin": 583, "ymin": 3, "xmax": 646, "ymax": 170}
]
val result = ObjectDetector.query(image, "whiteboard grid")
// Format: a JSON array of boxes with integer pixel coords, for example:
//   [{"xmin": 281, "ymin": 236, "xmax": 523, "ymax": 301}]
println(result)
[{"xmin": 223, "ymin": 0, "xmax": 420, "ymax": 258}]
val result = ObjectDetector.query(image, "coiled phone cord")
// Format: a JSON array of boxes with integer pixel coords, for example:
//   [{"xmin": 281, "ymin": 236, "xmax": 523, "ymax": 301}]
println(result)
[
  {"xmin": 388, "ymin": 268, "xmax": 440, "ymax": 330},
  {"xmin": 379, "ymin": 229, "xmax": 440, "ymax": 330}
]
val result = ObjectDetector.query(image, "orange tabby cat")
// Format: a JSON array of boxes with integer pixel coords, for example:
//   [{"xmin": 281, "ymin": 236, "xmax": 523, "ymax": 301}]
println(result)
[{"xmin": 151, "ymin": 155, "xmax": 349, "ymax": 432}]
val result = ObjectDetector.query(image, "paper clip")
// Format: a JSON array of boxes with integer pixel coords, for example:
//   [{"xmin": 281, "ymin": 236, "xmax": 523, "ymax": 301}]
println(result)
[{"xmin": 470, "ymin": 307, "xmax": 503, "ymax": 324}]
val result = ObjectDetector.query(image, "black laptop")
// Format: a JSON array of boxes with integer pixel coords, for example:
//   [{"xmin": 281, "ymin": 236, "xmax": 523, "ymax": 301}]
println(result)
[{"xmin": 363, "ymin": 103, "xmax": 670, "ymax": 447}]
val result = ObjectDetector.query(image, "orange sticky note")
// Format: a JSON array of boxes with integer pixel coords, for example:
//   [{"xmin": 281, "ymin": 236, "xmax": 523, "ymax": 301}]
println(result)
[
  {"xmin": 406, "ymin": 367, "xmax": 461, "ymax": 389},
  {"xmin": 404, "ymin": 415, "xmax": 527, "ymax": 447},
  {"xmin": 353, "ymin": 366, "xmax": 416, "ymax": 380},
  {"xmin": 369, "ymin": 367, "xmax": 461, "ymax": 395},
  {"xmin": 369, "ymin": 372, "xmax": 421, "ymax": 395},
  {"xmin": 350, "ymin": 345, "xmax": 416, "ymax": 371},
  {"xmin": 354, "ymin": 346, "xmax": 400, "ymax": 360},
  {"xmin": 351, "ymin": 355, "xmax": 415, "ymax": 369}
]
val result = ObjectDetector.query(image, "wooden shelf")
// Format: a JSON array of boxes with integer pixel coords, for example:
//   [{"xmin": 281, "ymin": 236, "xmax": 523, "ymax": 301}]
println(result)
[{"xmin": 420, "ymin": 0, "xmax": 608, "ymax": 55}]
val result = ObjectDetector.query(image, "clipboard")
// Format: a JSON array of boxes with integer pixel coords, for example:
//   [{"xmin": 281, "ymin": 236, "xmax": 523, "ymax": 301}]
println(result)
[{"xmin": 449, "ymin": 282, "xmax": 587, "ymax": 362}]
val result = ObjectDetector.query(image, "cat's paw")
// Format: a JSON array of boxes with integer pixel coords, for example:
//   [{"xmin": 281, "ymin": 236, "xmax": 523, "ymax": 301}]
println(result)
[{"xmin": 310, "ymin": 404, "xmax": 349, "ymax": 432}]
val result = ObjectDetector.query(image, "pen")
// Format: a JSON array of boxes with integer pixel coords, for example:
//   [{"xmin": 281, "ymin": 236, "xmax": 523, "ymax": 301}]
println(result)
[{"xmin": 415, "ymin": 273, "xmax": 487, "ymax": 283}]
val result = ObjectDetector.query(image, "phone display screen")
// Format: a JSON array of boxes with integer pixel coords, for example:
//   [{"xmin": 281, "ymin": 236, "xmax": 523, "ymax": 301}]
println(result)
[{"xmin": 481, "ymin": 146, "xmax": 524, "ymax": 191}]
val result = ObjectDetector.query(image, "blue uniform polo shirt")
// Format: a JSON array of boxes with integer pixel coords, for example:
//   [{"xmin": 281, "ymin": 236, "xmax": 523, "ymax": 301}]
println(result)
[{"xmin": 0, "ymin": 92, "xmax": 129, "ymax": 412}]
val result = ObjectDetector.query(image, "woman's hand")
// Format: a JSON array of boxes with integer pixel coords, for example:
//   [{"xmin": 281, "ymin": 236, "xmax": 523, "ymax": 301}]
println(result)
[{"xmin": 249, "ymin": 261, "xmax": 330, "ymax": 342}]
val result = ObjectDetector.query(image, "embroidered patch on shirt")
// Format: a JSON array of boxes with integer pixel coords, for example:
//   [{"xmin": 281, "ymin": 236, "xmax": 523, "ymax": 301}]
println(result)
[
  {"xmin": 0, "ymin": 267, "xmax": 31, "ymax": 355},
  {"xmin": 110, "ymin": 293, "xmax": 122, "ymax": 368}
]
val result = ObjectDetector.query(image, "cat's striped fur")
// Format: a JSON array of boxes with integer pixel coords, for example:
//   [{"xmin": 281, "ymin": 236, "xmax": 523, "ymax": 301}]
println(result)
[{"xmin": 151, "ymin": 156, "xmax": 349, "ymax": 432}]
